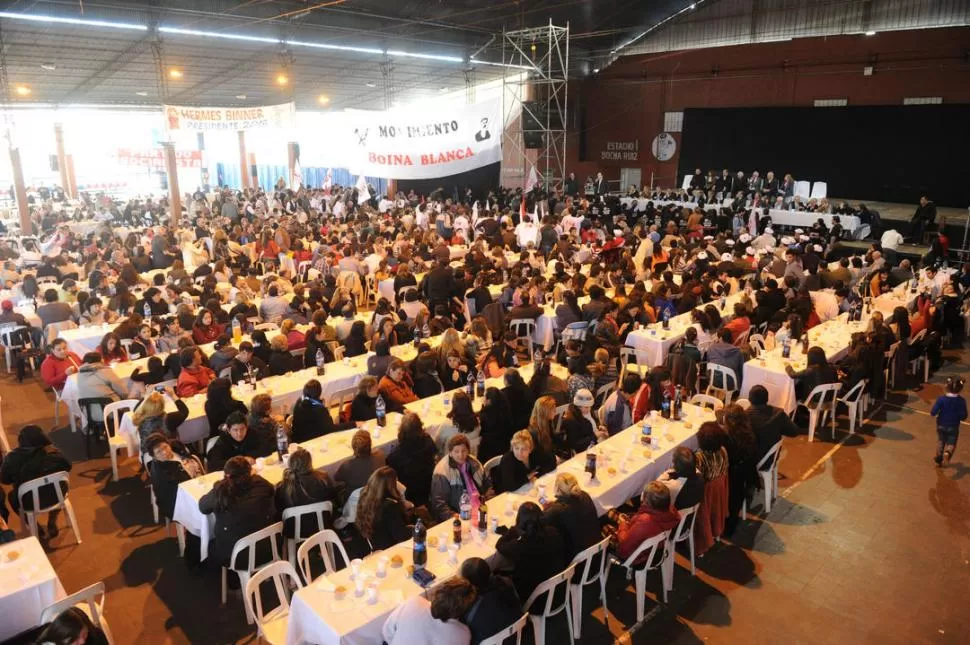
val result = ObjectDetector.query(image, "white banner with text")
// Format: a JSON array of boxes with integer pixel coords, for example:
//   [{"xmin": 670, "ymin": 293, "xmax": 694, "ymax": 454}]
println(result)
[
  {"xmin": 339, "ymin": 99, "xmax": 502, "ymax": 179},
  {"xmin": 163, "ymin": 102, "xmax": 295, "ymax": 132}
]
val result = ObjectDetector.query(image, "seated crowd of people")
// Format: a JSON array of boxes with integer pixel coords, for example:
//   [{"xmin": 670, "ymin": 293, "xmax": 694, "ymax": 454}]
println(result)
[{"xmin": 0, "ymin": 176, "xmax": 964, "ymax": 644}]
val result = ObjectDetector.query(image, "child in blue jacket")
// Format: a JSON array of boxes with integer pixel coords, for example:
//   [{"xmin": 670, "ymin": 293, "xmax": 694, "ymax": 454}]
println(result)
[{"xmin": 931, "ymin": 377, "xmax": 967, "ymax": 467}]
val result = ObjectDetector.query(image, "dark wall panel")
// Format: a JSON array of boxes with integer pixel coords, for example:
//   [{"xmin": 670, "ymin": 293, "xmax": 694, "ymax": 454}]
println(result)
[
  {"xmin": 677, "ymin": 105, "xmax": 970, "ymax": 206},
  {"xmin": 397, "ymin": 162, "xmax": 500, "ymax": 201}
]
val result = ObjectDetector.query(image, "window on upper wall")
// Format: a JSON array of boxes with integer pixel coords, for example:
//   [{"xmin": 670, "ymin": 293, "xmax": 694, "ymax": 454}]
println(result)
[
  {"xmin": 664, "ymin": 111, "xmax": 683, "ymax": 132},
  {"xmin": 903, "ymin": 97, "xmax": 943, "ymax": 105},
  {"xmin": 813, "ymin": 99, "xmax": 848, "ymax": 107}
]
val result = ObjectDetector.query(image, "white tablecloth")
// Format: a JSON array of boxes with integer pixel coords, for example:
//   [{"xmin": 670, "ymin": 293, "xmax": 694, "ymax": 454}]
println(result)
[
  {"xmin": 625, "ymin": 292, "xmax": 745, "ymax": 367},
  {"xmin": 0, "ymin": 537, "xmax": 67, "ymax": 641},
  {"xmin": 174, "ymin": 413, "xmax": 403, "ymax": 563},
  {"xmin": 283, "ymin": 404, "xmax": 711, "ymax": 645},
  {"xmin": 739, "ymin": 314, "xmax": 865, "ymax": 414},
  {"xmin": 767, "ymin": 209, "xmax": 861, "ymax": 234},
  {"xmin": 620, "ymin": 197, "xmax": 720, "ymax": 214},
  {"xmin": 532, "ymin": 291, "xmax": 612, "ymax": 352},
  {"xmin": 60, "ymin": 322, "xmax": 115, "ymax": 356},
  {"xmin": 67, "ymin": 220, "xmax": 103, "ymax": 236}
]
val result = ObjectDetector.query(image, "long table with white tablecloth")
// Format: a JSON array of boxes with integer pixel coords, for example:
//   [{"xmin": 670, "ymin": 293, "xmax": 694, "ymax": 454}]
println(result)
[
  {"xmin": 0, "ymin": 537, "xmax": 67, "ymax": 642},
  {"xmin": 624, "ymin": 291, "xmax": 745, "ymax": 368},
  {"xmin": 283, "ymin": 403, "xmax": 712, "ymax": 645},
  {"xmin": 766, "ymin": 209, "xmax": 861, "ymax": 235},
  {"xmin": 173, "ymin": 362, "xmax": 546, "ymax": 562},
  {"xmin": 739, "ymin": 313, "xmax": 866, "ymax": 414}
]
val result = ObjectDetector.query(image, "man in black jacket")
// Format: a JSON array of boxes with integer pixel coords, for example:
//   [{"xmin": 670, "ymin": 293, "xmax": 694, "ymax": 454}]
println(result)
[
  {"xmin": 745, "ymin": 385, "xmax": 796, "ymax": 466},
  {"xmin": 229, "ymin": 342, "xmax": 269, "ymax": 384},
  {"xmin": 421, "ymin": 259, "xmax": 456, "ymax": 312},
  {"xmin": 909, "ymin": 194, "xmax": 937, "ymax": 242},
  {"xmin": 0, "ymin": 425, "xmax": 71, "ymax": 537},
  {"xmin": 205, "ymin": 411, "xmax": 274, "ymax": 471}
]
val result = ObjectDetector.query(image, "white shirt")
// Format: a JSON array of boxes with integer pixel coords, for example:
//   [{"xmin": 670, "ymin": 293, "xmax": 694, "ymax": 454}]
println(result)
[
  {"xmin": 880, "ymin": 229, "xmax": 904, "ymax": 250},
  {"xmin": 378, "ymin": 198, "xmax": 394, "ymax": 213},
  {"xmin": 382, "ymin": 596, "xmax": 470, "ymax": 645}
]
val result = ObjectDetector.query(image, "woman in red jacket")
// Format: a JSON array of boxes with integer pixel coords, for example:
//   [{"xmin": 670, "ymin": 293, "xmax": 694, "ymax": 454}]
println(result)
[
  {"xmin": 378, "ymin": 358, "xmax": 419, "ymax": 412},
  {"xmin": 176, "ymin": 346, "xmax": 216, "ymax": 397},
  {"xmin": 40, "ymin": 338, "xmax": 82, "ymax": 392},
  {"xmin": 613, "ymin": 481, "xmax": 681, "ymax": 565},
  {"xmin": 192, "ymin": 309, "xmax": 224, "ymax": 345}
]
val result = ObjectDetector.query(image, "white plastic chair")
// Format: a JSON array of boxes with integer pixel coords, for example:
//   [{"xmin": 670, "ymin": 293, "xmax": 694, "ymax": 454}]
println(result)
[
  {"xmin": 103, "ymin": 399, "xmax": 138, "ymax": 481},
  {"xmin": 664, "ymin": 503, "xmax": 700, "ymax": 588},
  {"xmin": 523, "ymin": 563, "xmax": 577, "ymax": 645},
  {"xmin": 748, "ymin": 334, "xmax": 766, "ymax": 356},
  {"xmin": 604, "ymin": 530, "xmax": 671, "ymax": 622},
  {"xmin": 0, "ymin": 324, "xmax": 28, "ymax": 374},
  {"xmin": 593, "ymin": 381, "xmax": 616, "ymax": 411},
  {"xmin": 619, "ymin": 346, "xmax": 643, "ymax": 379},
  {"xmin": 280, "ymin": 501, "xmax": 333, "ymax": 567},
  {"xmin": 244, "ymin": 560, "xmax": 303, "ymax": 645},
  {"xmin": 18, "ymin": 471, "xmax": 81, "ymax": 544},
  {"xmin": 689, "ymin": 393, "xmax": 724, "ymax": 412},
  {"xmin": 568, "ymin": 536, "xmax": 610, "ymax": 638},
  {"xmin": 223, "ymin": 522, "xmax": 285, "ymax": 624},
  {"xmin": 794, "ymin": 181, "xmax": 811, "ymax": 200},
  {"xmin": 705, "ymin": 364, "xmax": 738, "ymax": 403},
  {"xmin": 509, "ymin": 318, "xmax": 536, "ymax": 358},
  {"xmin": 482, "ymin": 455, "xmax": 502, "ymax": 485},
  {"xmin": 742, "ymin": 440, "xmax": 784, "ymax": 519},
  {"xmin": 836, "ymin": 379, "xmax": 868, "ymax": 435},
  {"xmin": 810, "ymin": 181, "xmax": 827, "ymax": 199},
  {"xmin": 53, "ymin": 385, "xmax": 77, "ymax": 432},
  {"xmin": 797, "ymin": 383, "xmax": 842, "ymax": 442},
  {"xmin": 40, "ymin": 581, "xmax": 115, "ymax": 645},
  {"xmin": 480, "ymin": 614, "xmax": 528, "ymax": 645},
  {"xmin": 296, "ymin": 529, "xmax": 350, "ymax": 583},
  {"xmin": 553, "ymin": 403, "xmax": 570, "ymax": 436}
]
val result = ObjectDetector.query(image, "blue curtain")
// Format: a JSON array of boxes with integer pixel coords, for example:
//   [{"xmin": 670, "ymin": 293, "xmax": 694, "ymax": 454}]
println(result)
[{"xmin": 214, "ymin": 163, "xmax": 386, "ymax": 196}]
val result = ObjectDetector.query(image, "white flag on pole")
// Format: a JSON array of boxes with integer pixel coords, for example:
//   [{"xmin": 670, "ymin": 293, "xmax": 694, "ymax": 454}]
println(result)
[
  {"xmin": 524, "ymin": 165, "xmax": 539, "ymax": 194},
  {"xmin": 323, "ymin": 168, "xmax": 333, "ymax": 194},
  {"xmin": 356, "ymin": 175, "xmax": 371, "ymax": 205}
]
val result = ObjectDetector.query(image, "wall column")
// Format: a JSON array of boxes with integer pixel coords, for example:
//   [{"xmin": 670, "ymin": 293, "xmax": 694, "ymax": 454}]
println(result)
[
  {"xmin": 248, "ymin": 152, "xmax": 258, "ymax": 190},
  {"xmin": 238, "ymin": 130, "xmax": 251, "ymax": 190},
  {"xmin": 162, "ymin": 141, "xmax": 182, "ymax": 227},
  {"xmin": 65, "ymin": 154, "xmax": 78, "ymax": 198},
  {"xmin": 197, "ymin": 132, "xmax": 209, "ymax": 190},
  {"xmin": 9, "ymin": 146, "xmax": 31, "ymax": 233},
  {"xmin": 287, "ymin": 142, "xmax": 299, "ymax": 189},
  {"xmin": 54, "ymin": 123, "xmax": 72, "ymax": 198}
]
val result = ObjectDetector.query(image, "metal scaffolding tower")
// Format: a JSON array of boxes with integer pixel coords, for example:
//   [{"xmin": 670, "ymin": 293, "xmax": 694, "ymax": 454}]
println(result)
[{"xmin": 501, "ymin": 21, "xmax": 569, "ymax": 192}]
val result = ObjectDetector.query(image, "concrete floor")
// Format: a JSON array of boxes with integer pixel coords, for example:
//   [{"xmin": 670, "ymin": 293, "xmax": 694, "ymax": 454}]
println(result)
[{"xmin": 2, "ymin": 348, "xmax": 969, "ymax": 644}]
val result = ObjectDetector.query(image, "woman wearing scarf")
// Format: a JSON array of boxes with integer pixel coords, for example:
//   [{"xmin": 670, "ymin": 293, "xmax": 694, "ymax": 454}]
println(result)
[{"xmin": 429, "ymin": 434, "xmax": 493, "ymax": 522}]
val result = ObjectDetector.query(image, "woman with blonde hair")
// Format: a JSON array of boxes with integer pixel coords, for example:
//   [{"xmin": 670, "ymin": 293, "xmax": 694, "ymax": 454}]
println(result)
[
  {"xmin": 543, "ymin": 472, "xmax": 601, "ymax": 559},
  {"xmin": 495, "ymin": 430, "xmax": 538, "ymax": 493},
  {"xmin": 527, "ymin": 395, "xmax": 560, "ymax": 461},
  {"xmin": 355, "ymin": 466, "xmax": 412, "ymax": 550},
  {"xmin": 589, "ymin": 347, "xmax": 619, "ymax": 391},
  {"xmin": 463, "ymin": 316, "xmax": 493, "ymax": 363},
  {"xmin": 132, "ymin": 387, "xmax": 189, "ymax": 451},
  {"xmin": 436, "ymin": 328, "xmax": 465, "ymax": 374}
]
